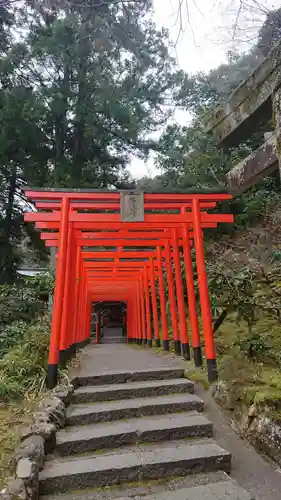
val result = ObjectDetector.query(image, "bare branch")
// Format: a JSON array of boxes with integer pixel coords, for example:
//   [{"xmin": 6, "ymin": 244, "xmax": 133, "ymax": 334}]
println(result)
[
  {"xmin": 232, "ymin": 0, "xmax": 243, "ymax": 40},
  {"xmin": 174, "ymin": 0, "xmax": 184, "ymax": 47},
  {"xmin": 173, "ymin": 0, "xmax": 281, "ymax": 51}
]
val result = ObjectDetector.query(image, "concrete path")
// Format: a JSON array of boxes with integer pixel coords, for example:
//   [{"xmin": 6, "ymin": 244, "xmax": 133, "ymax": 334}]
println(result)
[
  {"xmin": 100, "ymin": 327, "xmax": 125, "ymax": 344},
  {"xmin": 39, "ymin": 344, "xmax": 281, "ymax": 499},
  {"xmin": 71, "ymin": 343, "xmax": 185, "ymax": 379}
]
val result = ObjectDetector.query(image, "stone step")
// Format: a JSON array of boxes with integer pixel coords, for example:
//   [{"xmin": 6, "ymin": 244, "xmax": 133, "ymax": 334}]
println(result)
[
  {"xmin": 102, "ymin": 327, "xmax": 123, "ymax": 336},
  {"xmin": 129, "ymin": 481, "xmax": 253, "ymax": 500},
  {"xmin": 66, "ymin": 393, "xmax": 204, "ymax": 426},
  {"xmin": 75, "ymin": 367, "xmax": 185, "ymax": 387},
  {"xmin": 72, "ymin": 378, "xmax": 194, "ymax": 404},
  {"xmin": 101, "ymin": 337, "xmax": 126, "ymax": 344},
  {"xmin": 40, "ymin": 472, "xmax": 249, "ymax": 500},
  {"xmin": 40, "ymin": 473, "xmax": 253, "ymax": 500},
  {"xmin": 39, "ymin": 440, "xmax": 231, "ymax": 495},
  {"xmin": 56, "ymin": 412, "xmax": 213, "ymax": 456}
]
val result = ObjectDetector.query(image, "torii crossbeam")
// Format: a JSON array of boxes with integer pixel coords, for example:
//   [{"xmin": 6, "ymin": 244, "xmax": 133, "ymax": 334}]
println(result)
[{"xmin": 24, "ymin": 189, "xmax": 233, "ymax": 388}]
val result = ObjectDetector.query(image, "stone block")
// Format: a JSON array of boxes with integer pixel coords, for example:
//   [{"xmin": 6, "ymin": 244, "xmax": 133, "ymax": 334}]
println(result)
[
  {"xmin": 0, "ymin": 478, "xmax": 28, "ymax": 500},
  {"xmin": 20, "ymin": 423, "xmax": 56, "ymax": 454},
  {"xmin": 15, "ymin": 436, "xmax": 44, "ymax": 470},
  {"xmin": 66, "ymin": 393, "xmax": 204, "ymax": 426},
  {"xmin": 72, "ymin": 379, "xmax": 194, "ymax": 404},
  {"xmin": 37, "ymin": 397, "xmax": 65, "ymax": 429},
  {"xmin": 51, "ymin": 384, "xmax": 74, "ymax": 406},
  {"xmin": 213, "ymin": 381, "xmax": 235, "ymax": 410},
  {"xmin": 39, "ymin": 441, "xmax": 231, "ymax": 495}
]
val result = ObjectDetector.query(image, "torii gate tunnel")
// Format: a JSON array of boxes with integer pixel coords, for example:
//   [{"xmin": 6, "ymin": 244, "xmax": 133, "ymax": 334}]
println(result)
[{"xmin": 24, "ymin": 189, "xmax": 233, "ymax": 388}]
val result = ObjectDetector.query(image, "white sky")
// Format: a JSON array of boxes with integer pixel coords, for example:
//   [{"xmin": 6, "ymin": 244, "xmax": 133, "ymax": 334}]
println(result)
[{"xmin": 129, "ymin": 0, "xmax": 281, "ymax": 180}]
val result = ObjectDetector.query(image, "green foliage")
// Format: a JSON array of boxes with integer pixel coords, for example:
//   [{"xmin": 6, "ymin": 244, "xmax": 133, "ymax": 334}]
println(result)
[
  {"xmin": 0, "ymin": 320, "xmax": 27, "ymax": 357},
  {"xmin": 0, "ymin": 0, "xmax": 186, "ymax": 281},
  {"xmin": 219, "ymin": 351, "xmax": 262, "ymax": 401},
  {"xmin": 24, "ymin": 272, "xmax": 55, "ymax": 300},
  {"xmin": 208, "ymin": 266, "xmax": 257, "ymax": 330},
  {"xmin": 0, "ymin": 283, "xmax": 41, "ymax": 325},
  {"xmin": 0, "ymin": 316, "xmax": 49, "ymax": 400},
  {"xmin": 0, "ymin": 273, "xmax": 54, "ymax": 360},
  {"xmin": 257, "ymin": 7, "xmax": 281, "ymax": 56},
  {"xmin": 233, "ymin": 180, "xmax": 281, "ymax": 230},
  {"xmin": 154, "ymin": 27, "xmax": 280, "ymax": 233},
  {"xmin": 0, "ymin": 273, "xmax": 53, "ymax": 326},
  {"xmin": 233, "ymin": 332, "xmax": 271, "ymax": 361},
  {"xmin": 174, "ymin": 50, "xmax": 264, "ymax": 116}
]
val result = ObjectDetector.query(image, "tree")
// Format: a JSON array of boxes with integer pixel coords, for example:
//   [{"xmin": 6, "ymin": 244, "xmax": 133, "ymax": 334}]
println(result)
[
  {"xmin": 156, "ymin": 1, "xmax": 281, "ymax": 193},
  {"xmin": 0, "ymin": 2, "xmax": 13, "ymax": 53},
  {"xmin": 0, "ymin": 85, "xmax": 50, "ymax": 282},
  {"xmin": 0, "ymin": 0, "xmax": 187, "ymax": 281},
  {"xmin": 15, "ymin": 0, "xmax": 183, "ymax": 187},
  {"xmin": 155, "ymin": 118, "xmax": 253, "ymax": 192},
  {"xmin": 0, "ymin": 3, "xmax": 50, "ymax": 282},
  {"xmin": 258, "ymin": 6, "xmax": 281, "ymax": 55}
]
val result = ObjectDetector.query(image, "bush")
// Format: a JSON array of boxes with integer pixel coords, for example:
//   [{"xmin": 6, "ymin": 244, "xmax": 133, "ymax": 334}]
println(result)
[
  {"xmin": 0, "ymin": 321, "xmax": 27, "ymax": 357},
  {"xmin": 0, "ymin": 317, "xmax": 50, "ymax": 401},
  {"xmin": 0, "ymin": 273, "xmax": 54, "ymax": 327},
  {"xmin": 233, "ymin": 331, "xmax": 271, "ymax": 361},
  {"xmin": 219, "ymin": 351, "xmax": 262, "ymax": 402}
]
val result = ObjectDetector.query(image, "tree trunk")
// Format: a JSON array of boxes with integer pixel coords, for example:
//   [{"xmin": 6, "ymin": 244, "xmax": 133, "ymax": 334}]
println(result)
[
  {"xmin": 4, "ymin": 163, "xmax": 16, "ymax": 240},
  {"xmin": 0, "ymin": 164, "xmax": 18, "ymax": 283},
  {"xmin": 54, "ymin": 63, "xmax": 70, "ymax": 177},
  {"xmin": 72, "ymin": 15, "xmax": 90, "ymax": 185},
  {"xmin": 213, "ymin": 309, "xmax": 228, "ymax": 333}
]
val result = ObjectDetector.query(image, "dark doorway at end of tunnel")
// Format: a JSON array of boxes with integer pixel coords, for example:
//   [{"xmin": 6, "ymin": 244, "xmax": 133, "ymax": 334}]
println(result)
[{"xmin": 92, "ymin": 301, "xmax": 127, "ymax": 344}]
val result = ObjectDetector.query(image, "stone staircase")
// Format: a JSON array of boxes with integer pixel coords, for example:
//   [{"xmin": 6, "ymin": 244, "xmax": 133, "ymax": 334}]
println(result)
[
  {"xmin": 100, "ymin": 326, "xmax": 126, "ymax": 344},
  {"xmin": 40, "ymin": 368, "xmax": 253, "ymax": 499}
]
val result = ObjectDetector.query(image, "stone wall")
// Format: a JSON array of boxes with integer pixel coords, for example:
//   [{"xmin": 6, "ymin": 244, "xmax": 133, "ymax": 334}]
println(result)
[
  {"xmin": 1, "ymin": 385, "xmax": 74, "ymax": 500},
  {"xmin": 213, "ymin": 381, "xmax": 281, "ymax": 465}
]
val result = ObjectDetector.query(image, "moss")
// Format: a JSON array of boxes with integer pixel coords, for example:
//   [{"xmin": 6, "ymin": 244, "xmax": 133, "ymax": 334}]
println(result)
[
  {"xmin": 254, "ymin": 387, "xmax": 281, "ymax": 408},
  {"xmin": 261, "ymin": 367, "xmax": 281, "ymax": 389},
  {"xmin": 129, "ymin": 343, "xmax": 143, "ymax": 350},
  {"xmin": 184, "ymin": 368, "xmax": 210, "ymax": 390},
  {"xmin": 212, "ymin": 312, "xmax": 281, "ymax": 413},
  {"xmin": 70, "ymin": 475, "xmax": 183, "ymax": 495},
  {"xmin": 243, "ymin": 386, "xmax": 259, "ymax": 406},
  {"xmin": 267, "ymin": 408, "xmax": 281, "ymax": 425}
]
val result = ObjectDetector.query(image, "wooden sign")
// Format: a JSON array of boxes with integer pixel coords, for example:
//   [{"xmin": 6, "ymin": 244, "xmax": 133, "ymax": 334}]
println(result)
[{"xmin": 120, "ymin": 191, "xmax": 144, "ymax": 222}]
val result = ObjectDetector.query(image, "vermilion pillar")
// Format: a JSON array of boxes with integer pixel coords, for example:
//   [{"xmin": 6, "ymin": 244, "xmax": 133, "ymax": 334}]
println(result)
[
  {"xmin": 172, "ymin": 229, "xmax": 190, "ymax": 360},
  {"xmin": 157, "ymin": 246, "xmax": 169, "ymax": 351},
  {"xmin": 135, "ymin": 292, "xmax": 141, "ymax": 343},
  {"xmin": 95, "ymin": 310, "xmax": 99, "ymax": 344},
  {"xmin": 182, "ymin": 226, "xmax": 202, "ymax": 367},
  {"xmin": 59, "ymin": 223, "xmax": 74, "ymax": 363},
  {"xmin": 165, "ymin": 243, "xmax": 181, "ymax": 356},
  {"xmin": 140, "ymin": 277, "xmax": 146, "ymax": 344},
  {"xmin": 80, "ymin": 270, "xmax": 88, "ymax": 343},
  {"xmin": 192, "ymin": 198, "xmax": 217, "ymax": 381},
  {"xmin": 87, "ymin": 297, "xmax": 93, "ymax": 341},
  {"xmin": 72, "ymin": 246, "xmax": 81, "ymax": 347},
  {"xmin": 135, "ymin": 282, "xmax": 142, "ymax": 344},
  {"xmin": 144, "ymin": 266, "xmax": 152, "ymax": 347},
  {"xmin": 77, "ymin": 261, "xmax": 84, "ymax": 345},
  {"xmin": 149, "ymin": 257, "xmax": 160, "ymax": 347},
  {"xmin": 47, "ymin": 196, "xmax": 70, "ymax": 389}
]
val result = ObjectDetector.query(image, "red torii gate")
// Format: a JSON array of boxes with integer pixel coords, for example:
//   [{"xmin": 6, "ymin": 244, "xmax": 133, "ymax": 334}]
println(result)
[{"xmin": 24, "ymin": 189, "xmax": 233, "ymax": 388}]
